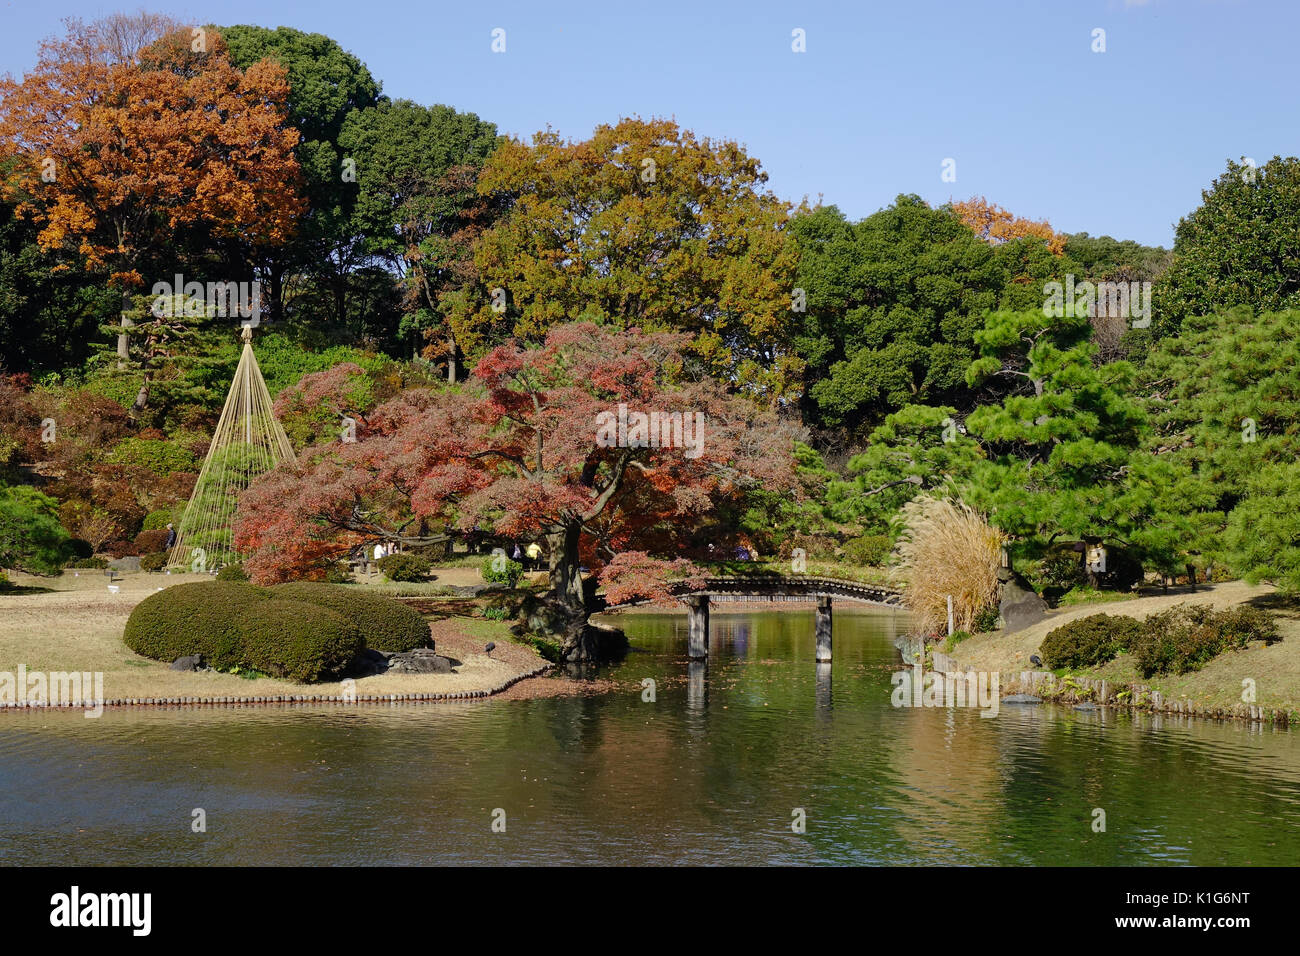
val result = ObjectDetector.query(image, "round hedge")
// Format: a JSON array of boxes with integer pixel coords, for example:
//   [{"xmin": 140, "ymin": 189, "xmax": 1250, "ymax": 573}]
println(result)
[
  {"xmin": 124, "ymin": 582, "xmax": 266, "ymax": 670},
  {"xmin": 124, "ymin": 580, "xmax": 431, "ymax": 680},
  {"xmin": 1039, "ymin": 613, "xmax": 1143, "ymax": 670},
  {"xmin": 270, "ymin": 582, "xmax": 431, "ymax": 652},
  {"xmin": 237, "ymin": 599, "xmax": 363, "ymax": 683}
]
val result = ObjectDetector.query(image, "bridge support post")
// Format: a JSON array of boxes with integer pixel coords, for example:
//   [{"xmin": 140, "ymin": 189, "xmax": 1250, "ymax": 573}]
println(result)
[
  {"xmin": 815, "ymin": 661, "xmax": 832, "ymax": 717},
  {"xmin": 815, "ymin": 595, "xmax": 833, "ymax": 662},
  {"xmin": 686, "ymin": 595, "xmax": 710, "ymax": 659}
]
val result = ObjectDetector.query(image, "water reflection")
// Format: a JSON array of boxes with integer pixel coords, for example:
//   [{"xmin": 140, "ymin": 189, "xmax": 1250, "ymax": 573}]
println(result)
[{"xmin": 0, "ymin": 604, "xmax": 1297, "ymax": 865}]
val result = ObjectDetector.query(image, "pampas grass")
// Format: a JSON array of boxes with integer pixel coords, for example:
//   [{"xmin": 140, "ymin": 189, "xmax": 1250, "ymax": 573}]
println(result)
[{"xmin": 891, "ymin": 495, "xmax": 1004, "ymax": 635}]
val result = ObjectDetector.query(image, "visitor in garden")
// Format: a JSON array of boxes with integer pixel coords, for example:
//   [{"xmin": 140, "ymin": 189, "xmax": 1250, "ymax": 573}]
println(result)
[
  {"xmin": 164, "ymin": 523, "xmax": 176, "ymax": 550},
  {"xmin": 526, "ymin": 541, "xmax": 542, "ymax": 571}
]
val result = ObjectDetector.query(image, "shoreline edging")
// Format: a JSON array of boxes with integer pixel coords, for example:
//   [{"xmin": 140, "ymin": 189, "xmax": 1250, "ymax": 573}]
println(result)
[
  {"xmin": 931, "ymin": 649, "xmax": 1294, "ymax": 727},
  {"xmin": 0, "ymin": 661, "xmax": 557, "ymax": 712}
]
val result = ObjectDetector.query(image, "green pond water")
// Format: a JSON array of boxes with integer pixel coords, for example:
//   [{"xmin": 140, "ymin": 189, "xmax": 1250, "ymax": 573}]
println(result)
[{"xmin": 1, "ymin": 606, "xmax": 1297, "ymax": 865}]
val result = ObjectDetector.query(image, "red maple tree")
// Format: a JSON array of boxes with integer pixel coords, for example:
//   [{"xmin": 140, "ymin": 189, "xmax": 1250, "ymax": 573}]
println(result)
[{"xmin": 234, "ymin": 323, "xmax": 801, "ymax": 659}]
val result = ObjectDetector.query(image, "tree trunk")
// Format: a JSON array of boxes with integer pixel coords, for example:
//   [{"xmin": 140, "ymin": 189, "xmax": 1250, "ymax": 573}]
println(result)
[
  {"xmin": 116, "ymin": 289, "xmax": 132, "ymax": 366},
  {"xmin": 267, "ymin": 264, "xmax": 284, "ymax": 324},
  {"xmin": 447, "ymin": 331, "xmax": 458, "ymax": 383},
  {"xmin": 541, "ymin": 523, "xmax": 597, "ymax": 660},
  {"xmin": 546, "ymin": 524, "xmax": 586, "ymax": 613},
  {"xmin": 1186, "ymin": 564, "xmax": 1197, "ymax": 592}
]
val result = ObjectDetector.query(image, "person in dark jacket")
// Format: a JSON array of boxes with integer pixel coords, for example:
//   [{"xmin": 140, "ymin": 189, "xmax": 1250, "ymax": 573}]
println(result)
[{"xmin": 164, "ymin": 524, "xmax": 177, "ymax": 550}]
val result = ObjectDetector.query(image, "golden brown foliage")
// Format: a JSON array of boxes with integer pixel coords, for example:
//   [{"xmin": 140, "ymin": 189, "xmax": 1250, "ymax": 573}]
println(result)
[
  {"xmin": 0, "ymin": 20, "xmax": 304, "ymax": 286},
  {"xmin": 465, "ymin": 117, "xmax": 802, "ymax": 401},
  {"xmin": 952, "ymin": 196, "xmax": 1065, "ymax": 256},
  {"xmin": 891, "ymin": 495, "xmax": 1004, "ymax": 635}
]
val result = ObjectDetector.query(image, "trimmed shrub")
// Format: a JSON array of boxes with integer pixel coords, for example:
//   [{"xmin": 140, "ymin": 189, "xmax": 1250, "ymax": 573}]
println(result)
[
  {"xmin": 1130, "ymin": 604, "xmax": 1281, "ymax": 677},
  {"xmin": 237, "ymin": 599, "xmax": 363, "ymax": 682},
  {"xmin": 142, "ymin": 508, "xmax": 181, "ymax": 531},
  {"xmin": 481, "ymin": 555, "xmax": 523, "ymax": 588},
  {"xmin": 124, "ymin": 582, "xmax": 267, "ymax": 669},
  {"xmin": 377, "ymin": 551, "xmax": 432, "ymax": 582},
  {"xmin": 216, "ymin": 563, "xmax": 248, "ymax": 582},
  {"xmin": 134, "ymin": 529, "xmax": 170, "ymax": 554},
  {"xmin": 1040, "ymin": 614, "xmax": 1143, "ymax": 670},
  {"xmin": 104, "ymin": 539, "xmax": 138, "ymax": 559},
  {"xmin": 323, "ymin": 562, "xmax": 353, "ymax": 584},
  {"xmin": 270, "ymin": 582, "xmax": 430, "ymax": 652},
  {"xmin": 139, "ymin": 552, "xmax": 167, "ymax": 572},
  {"xmin": 841, "ymin": 534, "xmax": 891, "ymax": 567},
  {"xmin": 1035, "ymin": 548, "xmax": 1088, "ymax": 594},
  {"xmin": 65, "ymin": 556, "xmax": 109, "ymax": 569},
  {"xmin": 1214, "ymin": 605, "xmax": 1280, "ymax": 646}
]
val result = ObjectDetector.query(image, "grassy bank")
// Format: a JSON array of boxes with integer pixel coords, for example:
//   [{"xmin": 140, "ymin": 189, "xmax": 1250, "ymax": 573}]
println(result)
[
  {"xmin": 945, "ymin": 581, "xmax": 1300, "ymax": 721},
  {"xmin": 0, "ymin": 569, "xmax": 548, "ymax": 705}
]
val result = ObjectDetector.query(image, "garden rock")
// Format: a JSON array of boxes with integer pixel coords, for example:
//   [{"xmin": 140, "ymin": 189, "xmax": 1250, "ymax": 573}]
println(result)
[
  {"xmin": 385, "ymin": 648, "xmax": 454, "ymax": 674},
  {"xmin": 169, "ymin": 655, "xmax": 204, "ymax": 672},
  {"xmin": 999, "ymin": 578, "xmax": 1048, "ymax": 632}
]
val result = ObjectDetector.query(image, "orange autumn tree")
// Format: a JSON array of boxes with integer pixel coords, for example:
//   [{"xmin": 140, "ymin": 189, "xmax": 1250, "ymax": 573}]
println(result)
[
  {"xmin": 0, "ymin": 17, "xmax": 303, "ymax": 365},
  {"xmin": 952, "ymin": 196, "xmax": 1065, "ymax": 256}
]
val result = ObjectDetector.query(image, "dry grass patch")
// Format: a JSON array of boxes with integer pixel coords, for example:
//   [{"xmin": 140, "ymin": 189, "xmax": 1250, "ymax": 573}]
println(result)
[
  {"xmin": 891, "ymin": 495, "xmax": 1003, "ymax": 634},
  {"xmin": 0, "ymin": 570, "xmax": 547, "ymax": 702}
]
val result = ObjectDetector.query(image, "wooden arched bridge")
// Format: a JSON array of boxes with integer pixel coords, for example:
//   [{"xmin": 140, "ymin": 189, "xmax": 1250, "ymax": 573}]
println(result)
[{"xmin": 612, "ymin": 575, "xmax": 903, "ymax": 662}]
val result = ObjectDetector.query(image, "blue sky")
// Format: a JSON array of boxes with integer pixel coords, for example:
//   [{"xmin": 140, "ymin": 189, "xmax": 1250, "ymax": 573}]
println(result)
[{"xmin": 1, "ymin": 0, "xmax": 1290, "ymax": 247}]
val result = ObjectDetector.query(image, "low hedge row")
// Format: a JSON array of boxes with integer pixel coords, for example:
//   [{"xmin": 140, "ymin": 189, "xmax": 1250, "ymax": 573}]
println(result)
[
  {"xmin": 1039, "ymin": 605, "xmax": 1280, "ymax": 676},
  {"xmin": 1040, "ymin": 614, "xmax": 1144, "ymax": 669},
  {"xmin": 1129, "ymin": 605, "xmax": 1279, "ymax": 677},
  {"xmin": 376, "ymin": 552, "xmax": 432, "ymax": 582},
  {"xmin": 124, "ymin": 581, "xmax": 430, "ymax": 682}
]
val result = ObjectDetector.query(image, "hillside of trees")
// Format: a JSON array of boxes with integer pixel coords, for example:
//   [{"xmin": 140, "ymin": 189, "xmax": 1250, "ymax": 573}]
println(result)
[{"xmin": 4, "ymin": 13, "xmax": 1299, "ymax": 639}]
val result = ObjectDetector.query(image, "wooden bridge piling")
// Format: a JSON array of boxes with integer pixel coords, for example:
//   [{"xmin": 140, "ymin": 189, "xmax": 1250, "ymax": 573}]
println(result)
[
  {"xmin": 815, "ymin": 595, "xmax": 833, "ymax": 661},
  {"xmin": 686, "ymin": 594, "xmax": 710, "ymax": 659}
]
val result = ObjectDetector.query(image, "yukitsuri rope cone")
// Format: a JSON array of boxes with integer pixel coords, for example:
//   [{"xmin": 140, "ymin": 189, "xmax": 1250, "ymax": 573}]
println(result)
[{"xmin": 168, "ymin": 325, "xmax": 296, "ymax": 571}]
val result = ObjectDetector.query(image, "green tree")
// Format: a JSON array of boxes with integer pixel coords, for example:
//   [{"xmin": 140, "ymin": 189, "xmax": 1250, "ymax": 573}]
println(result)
[
  {"xmin": 338, "ymin": 99, "xmax": 500, "ymax": 372},
  {"xmin": 0, "ymin": 190, "xmax": 118, "ymax": 375},
  {"xmin": 467, "ymin": 117, "xmax": 801, "ymax": 400},
  {"xmin": 1154, "ymin": 156, "xmax": 1300, "ymax": 336},
  {"xmin": 219, "ymin": 24, "xmax": 382, "ymax": 326},
  {"xmin": 792, "ymin": 197, "xmax": 1073, "ymax": 437},
  {"xmin": 963, "ymin": 309, "xmax": 1145, "ymax": 558},
  {"xmin": 0, "ymin": 484, "xmax": 70, "ymax": 574},
  {"xmin": 1137, "ymin": 307, "xmax": 1300, "ymax": 585},
  {"xmin": 825, "ymin": 405, "xmax": 983, "ymax": 534}
]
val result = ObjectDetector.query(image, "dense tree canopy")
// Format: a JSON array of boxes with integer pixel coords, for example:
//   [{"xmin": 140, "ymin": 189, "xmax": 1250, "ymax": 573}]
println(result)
[
  {"xmin": 791, "ymin": 196, "xmax": 1072, "ymax": 440},
  {"xmin": 466, "ymin": 117, "xmax": 801, "ymax": 400},
  {"xmin": 1154, "ymin": 156, "xmax": 1300, "ymax": 336},
  {"xmin": 234, "ymin": 323, "xmax": 801, "ymax": 656},
  {"xmin": 219, "ymin": 24, "xmax": 382, "ymax": 326},
  {"xmin": 339, "ymin": 99, "xmax": 500, "ymax": 371}
]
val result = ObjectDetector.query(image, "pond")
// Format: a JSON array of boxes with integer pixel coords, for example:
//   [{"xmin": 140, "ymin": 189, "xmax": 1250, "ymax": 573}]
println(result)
[{"xmin": 1, "ymin": 606, "xmax": 1296, "ymax": 865}]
